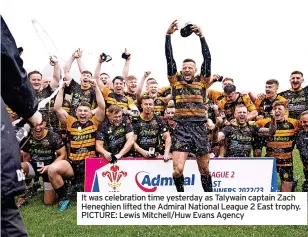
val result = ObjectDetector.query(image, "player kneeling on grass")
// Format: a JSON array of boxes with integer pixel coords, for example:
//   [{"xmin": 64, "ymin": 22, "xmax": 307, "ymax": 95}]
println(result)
[
  {"xmin": 50, "ymin": 79, "xmax": 105, "ymax": 211},
  {"xmin": 19, "ymin": 116, "xmax": 66, "ymax": 205},
  {"xmin": 96, "ymin": 105, "xmax": 135, "ymax": 163}
]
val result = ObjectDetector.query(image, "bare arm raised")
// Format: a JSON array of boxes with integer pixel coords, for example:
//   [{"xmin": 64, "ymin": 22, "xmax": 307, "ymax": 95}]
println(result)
[
  {"xmin": 94, "ymin": 54, "xmax": 108, "ymax": 91},
  {"xmin": 89, "ymin": 79, "xmax": 106, "ymax": 122},
  {"xmin": 122, "ymin": 48, "xmax": 131, "ymax": 79},
  {"xmin": 136, "ymin": 71, "xmax": 151, "ymax": 105},
  {"xmin": 49, "ymin": 55, "xmax": 61, "ymax": 90}
]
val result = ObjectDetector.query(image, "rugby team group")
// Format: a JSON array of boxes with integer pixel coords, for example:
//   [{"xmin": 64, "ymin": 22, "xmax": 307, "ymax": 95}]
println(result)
[{"xmin": 7, "ymin": 20, "xmax": 308, "ymax": 212}]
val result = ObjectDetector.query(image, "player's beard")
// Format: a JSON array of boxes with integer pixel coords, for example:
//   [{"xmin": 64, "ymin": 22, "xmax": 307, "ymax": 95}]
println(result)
[{"xmin": 291, "ymin": 81, "xmax": 302, "ymax": 90}]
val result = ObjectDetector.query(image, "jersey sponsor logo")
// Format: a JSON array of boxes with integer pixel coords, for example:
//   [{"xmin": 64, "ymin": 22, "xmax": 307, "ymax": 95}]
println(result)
[{"xmin": 290, "ymin": 97, "xmax": 306, "ymax": 103}]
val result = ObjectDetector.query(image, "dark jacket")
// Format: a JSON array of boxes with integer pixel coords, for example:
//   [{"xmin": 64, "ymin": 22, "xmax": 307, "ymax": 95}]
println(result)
[{"xmin": 1, "ymin": 15, "xmax": 38, "ymax": 201}]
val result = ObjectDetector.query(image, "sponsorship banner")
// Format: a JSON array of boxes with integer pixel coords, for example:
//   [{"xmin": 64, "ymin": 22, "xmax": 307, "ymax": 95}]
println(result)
[{"xmin": 84, "ymin": 158, "xmax": 278, "ymax": 192}]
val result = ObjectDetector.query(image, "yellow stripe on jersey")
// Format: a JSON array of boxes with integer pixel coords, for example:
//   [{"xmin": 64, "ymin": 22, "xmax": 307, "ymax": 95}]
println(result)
[
  {"xmin": 274, "ymin": 129, "xmax": 297, "ymax": 137},
  {"xmin": 70, "ymin": 138, "xmax": 95, "ymax": 148},
  {"xmin": 66, "ymin": 115, "xmax": 99, "ymax": 160},
  {"xmin": 70, "ymin": 151, "xmax": 96, "ymax": 160},
  {"xmin": 207, "ymin": 90, "xmax": 223, "ymax": 103},
  {"xmin": 267, "ymin": 141, "xmax": 293, "ymax": 149},
  {"xmin": 267, "ymin": 152, "xmax": 292, "ymax": 159},
  {"xmin": 175, "ymin": 108, "xmax": 205, "ymax": 117}
]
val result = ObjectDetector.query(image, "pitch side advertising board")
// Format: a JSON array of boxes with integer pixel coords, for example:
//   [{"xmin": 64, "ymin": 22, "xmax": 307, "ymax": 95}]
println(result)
[{"xmin": 84, "ymin": 158, "xmax": 278, "ymax": 193}]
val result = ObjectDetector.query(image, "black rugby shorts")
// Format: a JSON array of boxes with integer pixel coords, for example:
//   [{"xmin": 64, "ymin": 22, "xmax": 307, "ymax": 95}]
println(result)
[{"xmin": 172, "ymin": 121, "xmax": 210, "ymax": 156}]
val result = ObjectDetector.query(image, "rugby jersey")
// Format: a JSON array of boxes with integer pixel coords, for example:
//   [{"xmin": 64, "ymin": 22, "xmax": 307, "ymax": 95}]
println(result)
[
  {"xmin": 66, "ymin": 115, "xmax": 100, "ymax": 160},
  {"xmin": 221, "ymin": 122, "xmax": 260, "ymax": 157},
  {"xmin": 158, "ymin": 86, "xmax": 172, "ymax": 97},
  {"xmin": 207, "ymin": 90, "xmax": 224, "ymax": 104},
  {"xmin": 255, "ymin": 118, "xmax": 300, "ymax": 166},
  {"xmin": 96, "ymin": 117, "xmax": 133, "ymax": 155},
  {"xmin": 103, "ymin": 88, "xmax": 135, "ymax": 110},
  {"xmin": 217, "ymin": 93, "xmax": 256, "ymax": 121},
  {"xmin": 63, "ymin": 79, "xmax": 97, "ymax": 116},
  {"xmin": 279, "ymin": 88, "xmax": 308, "ymax": 119},
  {"xmin": 254, "ymin": 94, "xmax": 288, "ymax": 118},
  {"xmin": 23, "ymin": 130, "xmax": 64, "ymax": 165},
  {"xmin": 169, "ymin": 72, "xmax": 208, "ymax": 122},
  {"xmin": 132, "ymin": 114, "xmax": 168, "ymax": 153}
]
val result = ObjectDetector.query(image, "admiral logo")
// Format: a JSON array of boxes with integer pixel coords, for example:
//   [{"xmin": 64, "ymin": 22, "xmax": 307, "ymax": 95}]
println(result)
[
  {"xmin": 102, "ymin": 165, "xmax": 127, "ymax": 191},
  {"xmin": 135, "ymin": 171, "xmax": 195, "ymax": 192}
]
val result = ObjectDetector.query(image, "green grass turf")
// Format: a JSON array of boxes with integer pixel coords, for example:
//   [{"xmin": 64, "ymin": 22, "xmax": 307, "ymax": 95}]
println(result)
[{"xmin": 20, "ymin": 150, "xmax": 308, "ymax": 237}]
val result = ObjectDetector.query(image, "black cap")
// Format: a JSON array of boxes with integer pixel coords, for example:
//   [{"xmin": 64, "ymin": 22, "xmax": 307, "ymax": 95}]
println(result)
[
  {"xmin": 180, "ymin": 24, "xmax": 193, "ymax": 37},
  {"xmin": 121, "ymin": 52, "xmax": 130, "ymax": 60}
]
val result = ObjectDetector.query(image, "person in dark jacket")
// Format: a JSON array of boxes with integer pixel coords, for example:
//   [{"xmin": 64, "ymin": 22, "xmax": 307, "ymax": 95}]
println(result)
[
  {"xmin": 1, "ymin": 15, "xmax": 42, "ymax": 237},
  {"xmin": 296, "ymin": 111, "xmax": 308, "ymax": 192}
]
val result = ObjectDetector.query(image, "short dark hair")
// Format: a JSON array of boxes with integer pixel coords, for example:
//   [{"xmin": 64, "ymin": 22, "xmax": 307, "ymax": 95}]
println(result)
[
  {"xmin": 166, "ymin": 104, "xmax": 175, "ymax": 109},
  {"xmin": 291, "ymin": 71, "xmax": 303, "ymax": 77},
  {"xmin": 266, "ymin": 79, "xmax": 279, "ymax": 86},
  {"xmin": 146, "ymin": 78, "xmax": 156, "ymax": 84},
  {"xmin": 112, "ymin": 76, "xmax": 125, "ymax": 84},
  {"xmin": 28, "ymin": 70, "xmax": 42, "ymax": 79},
  {"xmin": 100, "ymin": 72, "xmax": 110, "ymax": 77},
  {"xmin": 140, "ymin": 94, "xmax": 153, "ymax": 103},
  {"xmin": 148, "ymin": 80, "xmax": 158, "ymax": 86},
  {"xmin": 222, "ymin": 77, "xmax": 234, "ymax": 83},
  {"xmin": 81, "ymin": 70, "xmax": 93, "ymax": 77},
  {"xmin": 224, "ymin": 84, "xmax": 236, "ymax": 94},
  {"xmin": 108, "ymin": 105, "xmax": 122, "ymax": 114},
  {"xmin": 183, "ymin": 58, "xmax": 196, "ymax": 64},
  {"xmin": 272, "ymin": 101, "xmax": 287, "ymax": 109},
  {"xmin": 235, "ymin": 104, "xmax": 247, "ymax": 110},
  {"xmin": 300, "ymin": 110, "xmax": 308, "ymax": 118},
  {"xmin": 77, "ymin": 101, "xmax": 91, "ymax": 109}
]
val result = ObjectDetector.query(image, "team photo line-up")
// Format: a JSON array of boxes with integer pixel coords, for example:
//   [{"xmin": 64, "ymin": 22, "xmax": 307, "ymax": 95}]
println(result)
[{"xmin": 5, "ymin": 19, "xmax": 308, "ymax": 212}]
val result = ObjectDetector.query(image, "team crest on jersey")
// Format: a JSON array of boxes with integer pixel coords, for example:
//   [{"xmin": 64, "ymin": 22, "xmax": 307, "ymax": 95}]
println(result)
[
  {"xmin": 283, "ymin": 122, "xmax": 289, "ymax": 129},
  {"xmin": 42, "ymin": 140, "xmax": 49, "ymax": 146}
]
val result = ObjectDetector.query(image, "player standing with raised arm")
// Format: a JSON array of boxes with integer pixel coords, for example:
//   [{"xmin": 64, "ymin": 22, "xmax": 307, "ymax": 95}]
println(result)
[{"xmin": 165, "ymin": 20, "xmax": 212, "ymax": 192}]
